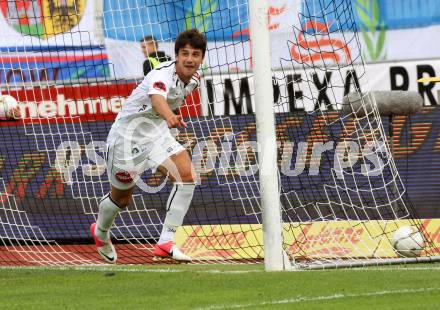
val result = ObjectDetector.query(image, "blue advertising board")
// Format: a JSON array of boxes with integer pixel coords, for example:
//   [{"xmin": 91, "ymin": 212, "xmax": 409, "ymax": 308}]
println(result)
[
  {"xmin": 0, "ymin": 108, "xmax": 439, "ymax": 241},
  {"xmin": 0, "ymin": 50, "xmax": 110, "ymax": 84}
]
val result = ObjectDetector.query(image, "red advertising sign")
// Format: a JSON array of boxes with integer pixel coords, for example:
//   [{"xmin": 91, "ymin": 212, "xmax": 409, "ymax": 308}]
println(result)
[{"xmin": 1, "ymin": 80, "xmax": 201, "ymax": 126}]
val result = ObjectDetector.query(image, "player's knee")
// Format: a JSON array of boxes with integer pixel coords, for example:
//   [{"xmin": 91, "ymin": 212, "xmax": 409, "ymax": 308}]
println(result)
[
  {"xmin": 110, "ymin": 186, "xmax": 133, "ymax": 208},
  {"xmin": 114, "ymin": 196, "xmax": 130, "ymax": 208},
  {"xmin": 178, "ymin": 170, "xmax": 196, "ymax": 183}
]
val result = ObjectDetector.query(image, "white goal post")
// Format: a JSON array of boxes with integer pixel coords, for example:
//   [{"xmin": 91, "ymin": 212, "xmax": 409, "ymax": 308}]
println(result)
[{"xmin": 248, "ymin": 0, "xmax": 284, "ymax": 271}]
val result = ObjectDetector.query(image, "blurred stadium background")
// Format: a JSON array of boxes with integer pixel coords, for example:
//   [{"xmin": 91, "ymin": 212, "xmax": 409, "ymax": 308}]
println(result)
[{"xmin": 0, "ymin": 0, "xmax": 439, "ymax": 269}]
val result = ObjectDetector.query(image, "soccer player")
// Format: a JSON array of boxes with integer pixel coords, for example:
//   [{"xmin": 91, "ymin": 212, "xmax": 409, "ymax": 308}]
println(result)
[
  {"xmin": 140, "ymin": 35, "xmax": 172, "ymax": 76},
  {"xmin": 90, "ymin": 29, "xmax": 207, "ymax": 263}
]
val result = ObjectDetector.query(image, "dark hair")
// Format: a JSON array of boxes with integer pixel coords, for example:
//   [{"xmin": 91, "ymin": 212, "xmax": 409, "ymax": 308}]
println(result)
[
  {"xmin": 174, "ymin": 29, "xmax": 207, "ymax": 56},
  {"xmin": 140, "ymin": 35, "xmax": 158, "ymax": 48}
]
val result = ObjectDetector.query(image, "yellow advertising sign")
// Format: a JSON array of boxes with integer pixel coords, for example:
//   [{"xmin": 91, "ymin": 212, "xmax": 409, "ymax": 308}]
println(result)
[
  {"xmin": 0, "ymin": 0, "xmax": 86, "ymax": 39},
  {"xmin": 175, "ymin": 219, "xmax": 440, "ymax": 260},
  {"xmin": 175, "ymin": 225, "xmax": 262, "ymax": 260}
]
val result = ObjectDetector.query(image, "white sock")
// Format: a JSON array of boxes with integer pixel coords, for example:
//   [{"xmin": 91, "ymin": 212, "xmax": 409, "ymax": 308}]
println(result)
[
  {"xmin": 158, "ymin": 183, "xmax": 195, "ymax": 244},
  {"xmin": 95, "ymin": 194, "xmax": 121, "ymax": 241}
]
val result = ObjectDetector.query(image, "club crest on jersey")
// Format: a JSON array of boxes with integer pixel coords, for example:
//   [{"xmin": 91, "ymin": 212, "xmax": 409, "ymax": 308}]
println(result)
[
  {"xmin": 153, "ymin": 81, "xmax": 167, "ymax": 92},
  {"xmin": 0, "ymin": 0, "xmax": 87, "ymax": 39},
  {"xmin": 115, "ymin": 171, "xmax": 135, "ymax": 184}
]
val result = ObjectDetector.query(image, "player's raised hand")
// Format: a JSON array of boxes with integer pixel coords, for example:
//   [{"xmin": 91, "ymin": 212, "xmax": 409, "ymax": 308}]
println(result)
[{"xmin": 166, "ymin": 114, "xmax": 187, "ymax": 128}]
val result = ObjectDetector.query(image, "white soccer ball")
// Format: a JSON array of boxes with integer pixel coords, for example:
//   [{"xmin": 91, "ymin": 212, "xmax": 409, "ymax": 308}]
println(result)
[
  {"xmin": 392, "ymin": 225, "xmax": 425, "ymax": 258},
  {"xmin": 0, "ymin": 94, "xmax": 18, "ymax": 108},
  {"xmin": 0, "ymin": 95, "xmax": 19, "ymax": 119}
]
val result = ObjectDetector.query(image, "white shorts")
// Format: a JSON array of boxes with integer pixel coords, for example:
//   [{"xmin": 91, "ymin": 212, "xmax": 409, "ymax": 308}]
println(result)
[{"xmin": 106, "ymin": 125, "xmax": 185, "ymax": 190}]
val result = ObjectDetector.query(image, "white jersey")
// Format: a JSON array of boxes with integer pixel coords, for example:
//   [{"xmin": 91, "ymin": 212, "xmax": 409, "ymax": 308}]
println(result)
[{"xmin": 108, "ymin": 61, "xmax": 200, "ymax": 144}]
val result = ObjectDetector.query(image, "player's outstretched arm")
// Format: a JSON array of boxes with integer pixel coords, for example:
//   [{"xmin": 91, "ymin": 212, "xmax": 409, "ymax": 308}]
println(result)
[{"xmin": 150, "ymin": 94, "xmax": 187, "ymax": 128}]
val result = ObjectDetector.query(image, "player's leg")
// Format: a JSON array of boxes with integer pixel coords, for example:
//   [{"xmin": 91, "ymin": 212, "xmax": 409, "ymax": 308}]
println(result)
[
  {"xmin": 91, "ymin": 185, "xmax": 133, "ymax": 264},
  {"xmin": 91, "ymin": 139, "xmax": 139, "ymax": 263},
  {"xmin": 94, "ymin": 185, "xmax": 134, "ymax": 241},
  {"xmin": 153, "ymin": 150, "xmax": 196, "ymax": 260},
  {"xmin": 158, "ymin": 149, "xmax": 196, "ymax": 243}
]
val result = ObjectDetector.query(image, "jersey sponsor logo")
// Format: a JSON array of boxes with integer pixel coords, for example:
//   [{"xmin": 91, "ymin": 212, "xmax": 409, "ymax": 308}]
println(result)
[
  {"xmin": 153, "ymin": 81, "xmax": 167, "ymax": 92},
  {"xmin": 138, "ymin": 104, "xmax": 148, "ymax": 112},
  {"xmin": 115, "ymin": 171, "xmax": 134, "ymax": 184}
]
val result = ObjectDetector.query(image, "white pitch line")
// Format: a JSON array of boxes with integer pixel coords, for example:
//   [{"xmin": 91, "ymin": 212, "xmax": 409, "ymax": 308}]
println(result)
[
  {"xmin": 1, "ymin": 264, "xmax": 440, "ymax": 274},
  {"xmin": 0, "ymin": 265, "xmax": 263, "ymax": 274},
  {"xmin": 196, "ymin": 287, "xmax": 440, "ymax": 310},
  {"xmin": 313, "ymin": 265, "xmax": 440, "ymax": 272},
  {"xmin": 0, "ymin": 265, "xmax": 183, "ymax": 273}
]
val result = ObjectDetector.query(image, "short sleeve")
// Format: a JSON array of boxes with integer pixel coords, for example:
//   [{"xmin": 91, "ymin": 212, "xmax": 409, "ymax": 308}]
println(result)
[{"xmin": 147, "ymin": 70, "xmax": 171, "ymax": 99}]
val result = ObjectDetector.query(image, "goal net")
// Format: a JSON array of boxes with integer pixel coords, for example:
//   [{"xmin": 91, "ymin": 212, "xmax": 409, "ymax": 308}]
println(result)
[{"xmin": 0, "ymin": 0, "xmax": 438, "ymax": 268}]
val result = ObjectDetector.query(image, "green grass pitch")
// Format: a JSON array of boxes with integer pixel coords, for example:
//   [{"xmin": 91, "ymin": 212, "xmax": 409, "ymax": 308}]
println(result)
[{"xmin": 1, "ymin": 264, "xmax": 440, "ymax": 309}]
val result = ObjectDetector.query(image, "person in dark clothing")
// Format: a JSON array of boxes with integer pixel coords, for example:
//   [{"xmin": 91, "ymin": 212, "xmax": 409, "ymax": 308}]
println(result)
[{"xmin": 140, "ymin": 35, "xmax": 172, "ymax": 76}]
